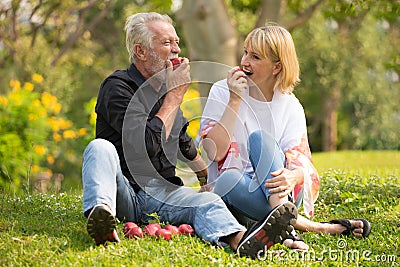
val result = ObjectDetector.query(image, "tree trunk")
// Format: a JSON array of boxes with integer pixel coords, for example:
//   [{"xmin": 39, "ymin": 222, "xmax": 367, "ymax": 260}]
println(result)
[
  {"xmin": 177, "ymin": 0, "xmax": 237, "ymax": 65},
  {"xmin": 322, "ymin": 85, "xmax": 340, "ymax": 151},
  {"xmin": 255, "ymin": 0, "xmax": 281, "ymax": 27},
  {"xmin": 177, "ymin": 0, "xmax": 238, "ymax": 97}
]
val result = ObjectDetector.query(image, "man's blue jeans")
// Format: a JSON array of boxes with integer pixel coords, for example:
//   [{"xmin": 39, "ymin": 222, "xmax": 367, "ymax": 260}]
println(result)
[
  {"xmin": 213, "ymin": 130, "xmax": 302, "ymax": 222},
  {"xmin": 82, "ymin": 138, "xmax": 245, "ymax": 244}
]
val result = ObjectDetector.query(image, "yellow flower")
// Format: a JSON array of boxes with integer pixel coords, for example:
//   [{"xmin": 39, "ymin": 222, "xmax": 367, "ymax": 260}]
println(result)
[
  {"xmin": 38, "ymin": 108, "xmax": 47, "ymax": 117},
  {"xmin": 61, "ymin": 119, "xmax": 72, "ymax": 130},
  {"xmin": 34, "ymin": 145, "xmax": 46, "ymax": 156},
  {"xmin": 10, "ymin": 80, "xmax": 21, "ymax": 91},
  {"xmin": 187, "ymin": 119, "xmax": 200, "ymax": 139},
  {"xmin": 24, "ymin": 82, "xmax": 34, "ymax": 92},
  {"xmin": 9, "ymin": 91, "xmax": 22, "ymax": 105},
  {"xmin": 32, "ymin": 74, "xmax": 44, "ymax": 83},
  {"xmin": 182, "ymin": 88, "xmax": 200, "ymax": 102},
  {"xmin": 63, "ymin": 130, "xmax": 76, "ymax": 139},
  {"xmin": 78, "ymin": 128, "xmax": 87, "ymax": 136},
  {"xmin": 53, "ymin": 103, "xmax": 62, "ymax": 114},
  {"xmin": 181, "ymin": 88, "xmax": 201, "ymax": 119},
  {"xmin": 49, "ymin": 117, "xmax": 59, "ymax": 131},
  {"xmin": 59, "ymin": 118, "xmax": 72, "ymax": 130},
  {"xmin": 49, "ymin": 117, "xmax": 72, "ymax": 132},
  {"xmin": 32, "ymin": 99, "xmax": 41, "ymax": 107},
  {"xmin": 46, "ymin": 155, "xmax": 55, "ymax": 165},
  {"xmin": 28, "ymin": 114, "xmax": 38, "ymax": 121},
  {"xmin": 41, "ymin": 92, "xmax": 58, "ymax": 111},
  {"xmin": 41, "ymin": 91, "xmax": 62, "ymax": 114},
  {"xmin": 53, "ymin": 133, "xmax": 62, "ymax": 142},
  {"xmin": 0, "ymin": 96, "xmax": 8, "ymax": 106},
  {"xmin": 32, "ymin": 165, "xmax": 40, "ymax": 173},
  {"xmin": 90, "ymin": 111, "xmax": 97, "ymax": 126}
]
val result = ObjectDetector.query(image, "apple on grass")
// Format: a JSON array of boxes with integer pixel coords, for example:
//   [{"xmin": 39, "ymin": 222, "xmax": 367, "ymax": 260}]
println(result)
[
  {"xmin": 125, "ymin": 226, "xmax": 144, "ymax": 239},
  {"xmin": 164, "ymin": 224, "xmax": 180, "ymax": 235},
  {"xmin": 143, "ymin": 223, "xmax": 162, "ymax": 237},
  {"xmin": 123, "ymin": 222, "xmax": 144, "ymax": 239},
  {"xmin": 124, "ymin": 222, "xmax": 138, "ymax": 232},
  {"xmin": 178, "ymin": 224, "xmax": 194, "ymax": 235},
  {"xmin": 155, "ymin": 229, "xmax": 172, "ymax": 241}
]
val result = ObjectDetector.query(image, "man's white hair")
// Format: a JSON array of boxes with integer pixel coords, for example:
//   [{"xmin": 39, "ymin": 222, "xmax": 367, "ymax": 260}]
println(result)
[{"xmin": 125, "ymin": 12, "xmax": 173, "ymax": 64}]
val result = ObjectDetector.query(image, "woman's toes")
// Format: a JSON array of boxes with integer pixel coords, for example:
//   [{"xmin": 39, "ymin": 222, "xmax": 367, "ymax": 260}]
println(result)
[
  {"xmin": 283, "ymin": 239, "xmax": 309, "ymax": 251},
  {"xmin": 350, "ymin": 220, "xmax": 364, "ymax": 238},
  {"xmin": 351, "ymin": 220, "xmax": 363, "ymax": 229}
]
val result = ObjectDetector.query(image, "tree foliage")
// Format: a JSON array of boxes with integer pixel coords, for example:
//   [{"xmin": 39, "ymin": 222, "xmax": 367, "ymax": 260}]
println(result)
[{"xmin": 295, "ymin": 0, "xmax": 399, "ymax": 150}]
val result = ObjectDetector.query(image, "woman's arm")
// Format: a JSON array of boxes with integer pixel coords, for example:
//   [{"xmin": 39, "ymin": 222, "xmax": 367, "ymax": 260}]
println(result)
[{"xmin": 202, "ymin": 68, "xmax": 248, "ymax": 162}]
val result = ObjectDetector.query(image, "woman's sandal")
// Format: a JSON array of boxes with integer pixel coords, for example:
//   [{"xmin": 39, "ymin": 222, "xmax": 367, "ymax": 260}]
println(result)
[{"xmin": 327, "ymin": 218, "xmax": 371, "ymax": 238}]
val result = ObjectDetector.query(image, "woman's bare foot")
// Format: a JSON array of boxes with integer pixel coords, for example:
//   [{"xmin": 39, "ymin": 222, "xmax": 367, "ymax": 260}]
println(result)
[
  {"xmin": 327, "ymin": 219, "xmax": 364, "ymax": 238},
  {"xmin": 283, "ymin": 239, "xmax": 309, "ymax": 250}
]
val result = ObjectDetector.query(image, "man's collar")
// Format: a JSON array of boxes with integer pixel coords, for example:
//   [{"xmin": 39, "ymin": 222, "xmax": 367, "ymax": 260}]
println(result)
[
  {"xmin": 127, "ymin": 63, "xmax": 147, "ymax": 87},
  {"xmin": 128, "ymin": 63, "xmax": 167, "ymax": 94}
]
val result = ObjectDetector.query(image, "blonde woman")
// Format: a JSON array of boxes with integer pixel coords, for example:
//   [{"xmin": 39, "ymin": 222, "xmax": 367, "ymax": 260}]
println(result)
[{"xmin": 200, "ymin": 25, "xmax": 371, "ymax": 250}]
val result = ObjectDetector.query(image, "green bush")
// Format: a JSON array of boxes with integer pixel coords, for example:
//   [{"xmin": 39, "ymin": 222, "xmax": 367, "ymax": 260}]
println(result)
[{"xmin": 0, "ymin": 75, "xmax": 88, "ymax": 192}]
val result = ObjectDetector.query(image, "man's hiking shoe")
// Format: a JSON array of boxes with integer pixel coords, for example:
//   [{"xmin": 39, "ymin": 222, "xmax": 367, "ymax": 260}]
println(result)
[
  {"xmin": 237, "ymin": 202, "xmax": 298, "ymax": 259},
  {"xmin": 86, "ymin": 204, "xmax": 120, "ymax": 246}
]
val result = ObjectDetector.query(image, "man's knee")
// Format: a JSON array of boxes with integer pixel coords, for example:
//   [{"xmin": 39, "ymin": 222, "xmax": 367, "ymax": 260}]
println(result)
[{"xmin": 84, "ymin": 139, "xmax": 117, "ymax": 157}]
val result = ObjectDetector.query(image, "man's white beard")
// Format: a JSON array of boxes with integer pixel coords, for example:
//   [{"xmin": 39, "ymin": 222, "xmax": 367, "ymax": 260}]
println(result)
[{"xmin": 147, "ymin": 49, "xmax": 167, "ymax": 82}]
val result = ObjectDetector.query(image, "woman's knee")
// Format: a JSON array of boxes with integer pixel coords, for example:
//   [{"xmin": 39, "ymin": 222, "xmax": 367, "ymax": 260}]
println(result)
[
  {"xmin": 213, "ymin": 169, "xmax": 243, "ymax": 197},
  {"xmin": 248, "ymin": 130, "xmax": 275, "ymax": 148},
  {"xmin": 248, "ymin": 130, "xmax": 284, "ymax": 167}
]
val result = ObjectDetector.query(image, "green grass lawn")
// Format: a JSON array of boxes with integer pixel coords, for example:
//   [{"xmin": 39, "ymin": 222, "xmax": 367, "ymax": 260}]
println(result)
[
  {"xmin": 0, "ymin": 151, "xmax": 399, "ymax": 266},
  {"xmin": 313, "ymin": 150, "xmax": 400, "ymax": 177}
]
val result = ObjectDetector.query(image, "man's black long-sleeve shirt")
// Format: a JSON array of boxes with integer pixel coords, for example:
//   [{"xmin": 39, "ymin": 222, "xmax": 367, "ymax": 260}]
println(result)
[{"xmin": 95, "ymin": 64, "xmax": 197, "ymax": 188}]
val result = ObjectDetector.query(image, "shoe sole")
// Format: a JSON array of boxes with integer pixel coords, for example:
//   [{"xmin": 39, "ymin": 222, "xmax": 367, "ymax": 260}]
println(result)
[
  {"xmin": 86, "ymin": 205, "xmax": 119, "ymax": 245},
  {"xmin": 237, "ymin": 202, "xmax": 298, "ymax": 259}
]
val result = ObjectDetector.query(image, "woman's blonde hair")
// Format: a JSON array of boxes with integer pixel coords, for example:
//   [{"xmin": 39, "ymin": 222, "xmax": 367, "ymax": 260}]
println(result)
[
  {"xmin": 125, "ymin": 12, "xmax": 173, "ymax": 64},
  {"xmin": 244, "ymin": 25, "xmax": 300, "ymax": 94}
]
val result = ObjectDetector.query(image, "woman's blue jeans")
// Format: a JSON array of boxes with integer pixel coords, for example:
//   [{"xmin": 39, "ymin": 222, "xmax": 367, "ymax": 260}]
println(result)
[
  {"xmin": 82, "ymin": 138, "xmax": 245, "ymax": 244},
  {"xmin": 213, "ymin": 130, "xmax": 302, "ymax": 222}
]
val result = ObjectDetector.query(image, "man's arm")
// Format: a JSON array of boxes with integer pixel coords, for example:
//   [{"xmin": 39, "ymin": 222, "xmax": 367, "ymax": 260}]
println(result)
[{"xmin": 186, "ymin": 154, "xmax": 208, "ymax": 180}]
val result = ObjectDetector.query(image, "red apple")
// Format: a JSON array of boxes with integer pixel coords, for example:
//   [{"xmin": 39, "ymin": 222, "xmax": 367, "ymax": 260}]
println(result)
[
  {"xmin": 143, "ymin": 223, "xmax": 162, "ymax": 237},
  {"xmin": 123, "ymin": 222, "xmax": 144, "ymax": 238},
  {"xmin": 178, "ymin": 224, "xmax": 194, "ymax": 235},
  {"xmin": 164, "ymin": 224, "xmax": 180, "ymax": 235},
  {"xmin": 155, "ymin": 229, "xmax": 172, "ymax": 241},
  {"xmin": 171, "ymin": 58, "xmax": 181, "ymax": 70},
  {"xmin": 124, "ymin": 222, "xmax": 138, "ymax": 232},
  {"xmin": 235, "ymin": 67, "xmax": 244, "ymax": 73},
  {"xmin": 125, "ymin": 226, "xmax": 144, "ymax": 239}
]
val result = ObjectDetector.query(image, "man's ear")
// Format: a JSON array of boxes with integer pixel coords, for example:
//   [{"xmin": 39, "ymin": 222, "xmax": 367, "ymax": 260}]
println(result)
[
  {"xmin": 273, "ymin": 61, "xmax": 282, "ymax": 76},
  {"xmin": 134, "ymin": 44, "xmax": 146, "ymax": 60}
]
